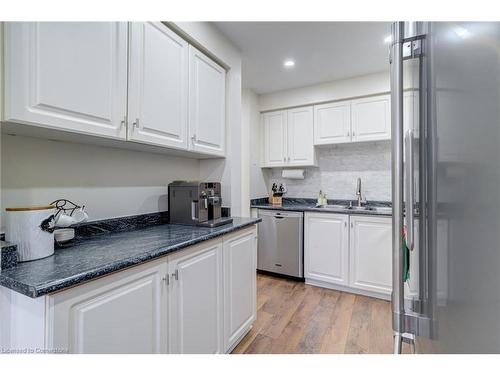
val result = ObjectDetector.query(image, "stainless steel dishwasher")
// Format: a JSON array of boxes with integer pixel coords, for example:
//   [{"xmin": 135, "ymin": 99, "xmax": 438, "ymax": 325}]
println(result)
[{"xmin": 257, "ymin": 210, "xmax": 303, "ymax": 278}]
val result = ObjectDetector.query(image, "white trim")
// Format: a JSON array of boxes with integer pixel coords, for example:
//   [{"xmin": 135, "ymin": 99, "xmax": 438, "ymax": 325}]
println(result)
[{"xmin": 305, "ymin": 278, "xmax": 391, "ymax": 301}]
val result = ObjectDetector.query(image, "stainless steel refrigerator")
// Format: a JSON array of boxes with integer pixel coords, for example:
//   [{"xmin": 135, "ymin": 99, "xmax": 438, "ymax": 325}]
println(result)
[{"xmin": 390, "ymin": 21, "xmax": 500, "ymax": 353}]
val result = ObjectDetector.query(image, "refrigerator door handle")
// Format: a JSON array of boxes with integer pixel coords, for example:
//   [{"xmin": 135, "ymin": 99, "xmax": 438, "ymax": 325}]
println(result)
[
  {"xmin": 405, "ymin": 129, "xmax": 415, "ymax": 251},
  {"xmin": 390, "ymin": 21, "xmax": 406, "ymax": 354}
]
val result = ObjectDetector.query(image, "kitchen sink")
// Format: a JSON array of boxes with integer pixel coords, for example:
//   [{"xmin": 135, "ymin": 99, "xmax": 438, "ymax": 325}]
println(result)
[
  {"xmin": 321, "ymin": 204, "xmax": 349, "ymax": 209},
  {"xmin": 370, "ymin": 206, "xmax": 392, "ymax": 214},
  {"xmin": 349, "ymin": 205, "xmax": 369, "ymax": 211},
  {"xmin": 315, "ymin": 203, "xmax": 392, "ymax": 214}
]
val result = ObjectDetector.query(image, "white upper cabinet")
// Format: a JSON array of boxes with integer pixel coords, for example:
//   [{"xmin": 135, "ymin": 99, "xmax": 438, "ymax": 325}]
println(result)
[
  {"xmin": 263, "ymin": 93, "xmax": 391, "ymax": 153},
  {"xmin": 304, "ymin": 212, "xmax": 349, "ymax": 285},
  {"xmin": 128, "ymin": 22, "xmax": 188, "ymax": 149},
  {"xmin": 4, "ymin": 22, "xmax": 128, "ymax": 139},
  {"xmin": 188, "ymin": 45, "xmax": 226, "ymax": 157},
  {"xmin": 262, "ymin": 110, "xmax": 287, "ymax": 167},
  {"xmin": 3, "ymin": 22, "xmax": 228, "ymax": 158},
  {"xmin": 351, "ymin": 94, "xmax": 391, "ymax": 142},
  {"xmin": 287, "ymin": 106, "xmax": 315, "ymax": 166},
  {"xmin": 261, "ymin": 107, "xmax": 316, "ymax": 167},
  {"xmin": 349, "ymin": 215, "xmax": 392, "ymax": 295},
  {"xmin": 313, "ymin": 101, "xmax": 351, "ymax": 145}
]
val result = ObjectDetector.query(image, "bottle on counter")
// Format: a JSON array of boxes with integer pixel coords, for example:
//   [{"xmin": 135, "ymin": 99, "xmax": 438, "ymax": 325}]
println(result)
[{"xmin": 317, "ymin": 190, "xmax": 327, "ymax": 207}]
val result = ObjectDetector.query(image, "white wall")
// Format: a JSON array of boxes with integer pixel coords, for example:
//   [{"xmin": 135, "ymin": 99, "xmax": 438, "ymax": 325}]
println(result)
[
  {"xmin": 172, "ymin": 22, "xmax": 244, "ymax": 216},
  {"xmin": 250, "ymin": 71, "xmax": 392, "ymax": 201},
  {"xmin": 268, "ymin": 142, "xmax": 391, "ymax": 201},
  {"xmin": 259, "ymin": 71, "xmax": 390, "ymax": 111},
  {"xmin": 1, "ymin": 135, "xmax": 200, "ymax": 223},
  {"xmin": 242, "ymin": 89, "xmax": 268, "ymax": 200},
  {"xmin": 0, "ymin": 22, "xmax": 245, "ymax": 227}
]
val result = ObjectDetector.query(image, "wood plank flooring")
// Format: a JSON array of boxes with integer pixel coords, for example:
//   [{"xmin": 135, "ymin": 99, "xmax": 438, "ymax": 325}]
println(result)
[{"xmin": 233, "ymin": 273, "xmax": 408, "ymax": 354}]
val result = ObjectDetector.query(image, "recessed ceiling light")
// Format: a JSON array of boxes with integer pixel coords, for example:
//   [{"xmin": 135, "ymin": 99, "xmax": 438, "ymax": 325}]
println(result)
[
  {"xmin": 384, "ymin": 35, "xmax": 392, "ymax": 44},
  {"xmin": 284, "ymin": 59, "xmax": 295, "ymax": 68}
]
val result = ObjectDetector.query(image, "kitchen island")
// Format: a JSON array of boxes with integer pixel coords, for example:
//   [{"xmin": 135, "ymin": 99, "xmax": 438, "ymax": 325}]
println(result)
[{"xmin": 0, "ymin": 216, "xmax": 261, "ymax": 354}]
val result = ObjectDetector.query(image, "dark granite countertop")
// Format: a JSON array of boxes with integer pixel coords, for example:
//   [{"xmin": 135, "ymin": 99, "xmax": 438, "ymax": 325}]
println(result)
[
  {"xmin": 0, "ymin": 217, "xmax": 261, "ymax": 298},
  {"xmin": 251, "ymin": 198, "xmax": 392, "ymax": 216}
]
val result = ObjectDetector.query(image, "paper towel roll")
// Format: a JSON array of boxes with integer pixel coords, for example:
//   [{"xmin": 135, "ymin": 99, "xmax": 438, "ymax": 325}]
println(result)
[{"xmin": 282, "ymin": 169, "xmax": 305, "ymax": 179}]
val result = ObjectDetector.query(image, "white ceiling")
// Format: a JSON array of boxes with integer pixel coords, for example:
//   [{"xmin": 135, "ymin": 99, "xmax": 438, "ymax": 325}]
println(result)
[{"xmin": 213, "ymin": 22, "xmax": 391, "ymax": 94}]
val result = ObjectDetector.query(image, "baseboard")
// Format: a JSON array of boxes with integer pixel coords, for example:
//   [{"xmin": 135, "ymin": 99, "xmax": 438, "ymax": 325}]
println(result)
[
  {"xmin": 257, "ymin": 269, "xmax": 304, "ymax": 282},
  {"xmin": 305, "ymin": 278, "xmax": 391, "ymax": 301},
  {"xmin": 226, "ymin": 323, "xmax": 253, "ymax": 354}
]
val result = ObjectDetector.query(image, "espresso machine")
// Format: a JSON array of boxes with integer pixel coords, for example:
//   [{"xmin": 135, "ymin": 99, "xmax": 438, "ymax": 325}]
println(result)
[{"xmin": 168, "ymin": 181, "xmax": 233, "ymax": 227}]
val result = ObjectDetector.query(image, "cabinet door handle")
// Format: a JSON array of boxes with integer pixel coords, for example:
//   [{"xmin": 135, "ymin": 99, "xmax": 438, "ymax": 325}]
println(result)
[
  {"xmin": 162, "ymin": 274, "xmax": 170, "ymax": 285},
  {"xmin": 121, "ymin": 117, "xmax": 126, "ymax": 128},
  {"xmin": 133, "ymin": 118, "xmax": 140, "ymax": 128},
  {"xmin": 352, "ymin": 131, "xmax": 355, "ymax": 137},
  {"xmin": 172, "ymin": 269, "xmax": 179, "ymax": 280},
  {"xmin": 191, "ymin": 134, "xmax": 197, "ymax": 143},
  {"xmin": 347, "ymin": 131, "xmax": 350, "ymax": 137}
]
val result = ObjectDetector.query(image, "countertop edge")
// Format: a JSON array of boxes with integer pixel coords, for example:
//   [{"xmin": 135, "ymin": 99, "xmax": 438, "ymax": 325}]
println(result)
[
  {"xmin": 0, "ymin": 218, "xmax": 262, "ymax": 298},
  {"xmin": 250, "ymin": 204, "xmax": 392, "ymax": 216}
]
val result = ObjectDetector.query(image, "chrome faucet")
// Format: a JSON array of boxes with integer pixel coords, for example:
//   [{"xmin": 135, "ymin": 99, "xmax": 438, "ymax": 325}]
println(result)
[{"xmin": 356, "ymin": 177, "xmax": 364, "ymax": 207}]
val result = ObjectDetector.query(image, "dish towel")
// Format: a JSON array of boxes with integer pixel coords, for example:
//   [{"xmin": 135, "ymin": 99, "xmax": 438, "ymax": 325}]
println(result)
[{"xmin": 402, "ymin": 226, "xmax": 410, "ymax": 282}]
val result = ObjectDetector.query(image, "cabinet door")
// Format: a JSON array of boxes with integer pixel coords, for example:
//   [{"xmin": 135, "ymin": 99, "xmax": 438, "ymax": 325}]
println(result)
[
  {"xmin": 262, "ymin": 110, "xmax": 287, "ymax": 167},
  {"xmin": 286, "ymin": 106, "xmax": 316, "ymax": 166},
  {"xmin": 4, "ymin": 22, "xmax": 128, "ymax": 139},
  {"xmin": 128, "ymin": 22, "xmax": 188, "ymax": 149},
  {"xmin": 188, "ymin": 45, "xmax": 226, "ymax": 156},
  {"xmin": 168, "ymin": 239, "xmax": 223, "ymax": 353},
  {"xmin": 223, "ymin": 226, "xmax": 257, "ymax": 352},
  {"xmin": 351, "ymin": 94, "xmax": 391, "ymax": 142},
  {"xmin": 349, "ymin": 215, "xmax": 392, "ymax": 295},
  {"xmin": 50, "ymin": 258, "xmax": 168, "ymax": 354},
  {"xmin": 304, "ymin": 212, "xmax": 349, "ymax": 285},
  {"xmin": 313, "ymin": 101, "xmax": 351, "ymax": 145}
]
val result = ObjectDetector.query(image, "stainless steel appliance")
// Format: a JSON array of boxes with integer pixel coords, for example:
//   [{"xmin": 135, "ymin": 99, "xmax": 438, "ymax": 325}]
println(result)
[
  {"xmin": 257, "ymin": 210, "xmax": 303, "ymax": 278},
  {"xmin": 390, "ymin": 22, "xmax": 500, "ymax": 353},
  {"xmin": 168, "ymin": 181, "xmax": 233, "ymax": 227}
]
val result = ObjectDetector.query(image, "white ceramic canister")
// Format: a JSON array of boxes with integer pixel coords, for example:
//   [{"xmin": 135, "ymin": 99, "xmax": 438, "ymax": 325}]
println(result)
[{"xmin": 5, "ymin": 205, "xmax": 56, "ymax": 262}]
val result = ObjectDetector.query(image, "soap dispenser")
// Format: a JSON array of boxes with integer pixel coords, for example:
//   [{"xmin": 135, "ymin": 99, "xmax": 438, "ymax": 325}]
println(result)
[{"xmin": 317, "ymin": 190, "xmax": 327, "ymax": 207}]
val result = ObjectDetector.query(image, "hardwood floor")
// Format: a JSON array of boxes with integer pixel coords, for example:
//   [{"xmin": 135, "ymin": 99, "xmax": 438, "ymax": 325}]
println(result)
[{"xmin": 233, "ymin": 273, "xmax": 407, "ymax": 354}]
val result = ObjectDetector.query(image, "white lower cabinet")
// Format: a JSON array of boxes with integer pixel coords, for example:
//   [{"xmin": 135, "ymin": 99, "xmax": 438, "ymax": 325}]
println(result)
[
  {"xmin": 5, "ymin": 226, "xmax": 258, "ymax": 354},
  {"xmin": 50, "ymin": 258, "xmax": 168, "ymax": 354},
  {"xmin": 304, "ymin": 212, "xmax": 349, "ymax": 285},
  {"xmin": 222, "ymin": 227, "xmax": 257, "ymax": 352},
  {"xmin": 168, "ymin": 239, "xmax": 223, "ymax": 354},
  {"xmin": 304, "ymin": 213, "xmax": 392, "ymax": 299},
  {"xmin": 349, "ymin": 215, "xmax": 392, "ymax": 296}
]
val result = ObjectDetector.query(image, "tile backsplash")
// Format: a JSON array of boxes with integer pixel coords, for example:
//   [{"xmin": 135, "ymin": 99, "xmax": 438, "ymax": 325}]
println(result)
[{"xmin": 268, "ymin": 141, "xmax": 391, "ymax": 201}]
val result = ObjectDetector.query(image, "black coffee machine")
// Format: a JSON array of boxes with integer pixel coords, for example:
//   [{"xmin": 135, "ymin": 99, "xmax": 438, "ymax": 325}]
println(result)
[{"xmin": 168, "ymin": 181, "xmax": 233, "ymax": 227}]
